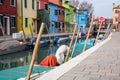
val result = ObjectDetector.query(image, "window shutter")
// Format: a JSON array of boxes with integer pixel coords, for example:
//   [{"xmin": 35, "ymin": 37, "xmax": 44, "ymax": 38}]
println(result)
[
  {"xmin": 45, "ymin": 4, "xmax": 48, "ymax": 10},
  {"xmin": 32, "ymin": 0, "xmax": 34, "ymax": 9}
]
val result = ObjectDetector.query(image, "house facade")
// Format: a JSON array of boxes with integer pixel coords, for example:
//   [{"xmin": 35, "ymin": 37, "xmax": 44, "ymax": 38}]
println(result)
[
  {"xmin": 76, "ymin": 9, "xmax": 88, "ymax": 33},
  {"xmin": 62, "ymin": 0, "xmax": 74, "ymax": 32},
  {"xmin": 17, "ymin": 0, "xmax": 37, "ymax": 35},
  {"xmin": 0, "ymin": 0, "xmax": 17, "ymax": 36},
  {"xmin": 48, "ymin": 3, "xmax": 58, "ymax": 33},
  {"xmin": 37, "ymin": 0, "xmax": 49, "ymax": 34},
  {"xmin": 112, "ymin": 3, "xmax": 120, "ymax": 29},
  {"xmin": 58, "ymin": 6, "xmax": 65, "ymax": 32}
]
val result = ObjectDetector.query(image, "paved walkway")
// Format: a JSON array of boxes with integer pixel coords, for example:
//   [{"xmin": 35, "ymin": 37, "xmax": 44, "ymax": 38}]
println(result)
[{"xmin": 58, "ymin": 32, "xmax": 120, "ymax": 80}]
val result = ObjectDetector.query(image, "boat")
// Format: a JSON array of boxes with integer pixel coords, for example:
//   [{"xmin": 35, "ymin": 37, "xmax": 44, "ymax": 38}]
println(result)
[
  {"xmin": 27, "ymin": 38, "xmax": 50, "ymax": 49},
  {"xmin": 0, "ymin": 40, "xmax": 27, "ymax": 55},
  {"xmin": 57, "ymin": 37, "xmax": 70, "ymax": 44}
]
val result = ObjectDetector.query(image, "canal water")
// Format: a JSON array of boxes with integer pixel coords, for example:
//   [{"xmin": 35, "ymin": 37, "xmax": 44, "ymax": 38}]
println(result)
[{"xmin": 0, "ymin": 43, "xmax": 69, "ymax": 71}]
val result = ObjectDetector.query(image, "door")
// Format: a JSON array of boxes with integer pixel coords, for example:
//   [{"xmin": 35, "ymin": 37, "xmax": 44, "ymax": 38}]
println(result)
[{"xmin": 4, "ymin": 16, "xmax": 10, "ymax": 35}]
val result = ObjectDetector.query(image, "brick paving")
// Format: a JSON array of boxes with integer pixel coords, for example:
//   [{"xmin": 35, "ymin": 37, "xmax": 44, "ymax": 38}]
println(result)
[{"xmin": 58, "ymin": 32, "xmax": 120, "ymax": 80}]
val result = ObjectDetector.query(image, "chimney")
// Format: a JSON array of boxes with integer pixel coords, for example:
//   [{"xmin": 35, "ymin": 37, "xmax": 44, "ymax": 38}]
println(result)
[{"xmin": 113, "ymin": 3, "xmax": 116, "ymax": 8}]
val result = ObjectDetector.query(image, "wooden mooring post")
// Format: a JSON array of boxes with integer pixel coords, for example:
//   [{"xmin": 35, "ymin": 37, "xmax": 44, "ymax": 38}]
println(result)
[
  {"xmin": 65, "ymin": 24, "xmax": 77, "ymax": 62},
  {"xmin": 82, "ymin": 17, "xmax": 94, "ymax": 52},
  {"xmin": 25, "ymin": 23, "xmax": 44, "ymax": 80}
]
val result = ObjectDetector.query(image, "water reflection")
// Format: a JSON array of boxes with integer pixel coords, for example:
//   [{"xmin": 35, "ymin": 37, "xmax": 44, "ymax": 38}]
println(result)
[{"xmin": 0, "ymin": 43, "xmax": 68, "ymax": 71}]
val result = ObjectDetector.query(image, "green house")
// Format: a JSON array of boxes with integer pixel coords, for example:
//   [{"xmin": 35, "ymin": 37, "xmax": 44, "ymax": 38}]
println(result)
[{"xmin": 62, "ymin": 0, "xmax": 74, "ymax": 32}]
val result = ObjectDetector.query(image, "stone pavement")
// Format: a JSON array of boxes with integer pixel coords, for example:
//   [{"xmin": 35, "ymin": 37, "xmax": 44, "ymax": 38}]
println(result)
[{"xmin": 57, "ymin": 32, "xmax": 120, "ymax": 80}]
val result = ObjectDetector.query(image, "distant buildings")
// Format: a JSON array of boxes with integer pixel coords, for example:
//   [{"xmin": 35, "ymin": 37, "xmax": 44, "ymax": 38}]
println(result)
[
  {"xmin": 112, "ymin": 3, "xmax": 120, "ymax": 31},
  {"xmin": 0, "ymin": 0, "xmax": 90, "ymax": 36}
]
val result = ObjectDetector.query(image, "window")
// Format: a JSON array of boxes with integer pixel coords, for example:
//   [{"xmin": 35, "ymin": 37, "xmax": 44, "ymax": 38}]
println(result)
[
  {"xmin": 24, "ymin": 0, "xmax": 27, "ymax": 8},
  {"xmin": 55, "ymin": 22, "xmax": 58, "ymax": 27},
  {"xmin": 58, "ymin": 10, "xmax": 61, "ymax": 15},
  {"xmin": 115, "ymin": 10, "xmax": 118, "ymax": 14},
  {"xmin": 10, "ymin": 0, "xmax": 16, "ymax": 7},
  {"xmin": 10, "ymin": 16, "xmax": 16, "ymax": 27},
  {"xmin": 62, "ymin": 11, "xmax": 64, "ymax": 16},
  {"xmin": 48, "ymin": 8, "xmax": 50, "ymax": 14},
  {"xmin": 45, "ymin": 4, "xmax": 48, "ymax": 10},
  {"xmin": 25, "ymin": 18, "xmax": 28, "ymax": 27},
  {"xmin": 32, "ymin": 0, "xmax": 34, "ymax": 9},
  {"xmin": 115, "ymin": 18, "xmax": 118, "ymax": 22},
  {"xmin": 81, "ymin": 18, "xmax": 85, "ymax": 21},
  {"xmin": 59, "ymin": 0, "xmax": 62, "ymax": 2},
  {"xmin": 55, "ymin": 10, "xmax": 58, "ymax": 15},
  {"xmin": 78, "ymin": 11, "xmax": 83, "ymax": 15},
  {"xmin": 0, "ymin": 0, "xmax": 4, "ymax": 4}
]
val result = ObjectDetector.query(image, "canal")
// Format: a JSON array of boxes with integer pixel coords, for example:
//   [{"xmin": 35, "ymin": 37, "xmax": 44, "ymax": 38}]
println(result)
[{"xmin": 0, "ymin": 43, "xmax": 69, "ymax": 71}]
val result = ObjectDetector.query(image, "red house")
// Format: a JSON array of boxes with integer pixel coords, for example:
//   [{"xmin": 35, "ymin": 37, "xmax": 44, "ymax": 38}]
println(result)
[
  {"xmin": 58, "ymin": 7, "xmax": 65, "ymax": 32},
  {"xmin": 0, "ymin": 0, "xmax": 17, "ymax": 36},
  {"xmin": 37, "ymin": 0, "xmax": 48, "ymax": 9},
  {"xmin": 48, "ymin": 0, "xmax": 61, "ymax": 6}
]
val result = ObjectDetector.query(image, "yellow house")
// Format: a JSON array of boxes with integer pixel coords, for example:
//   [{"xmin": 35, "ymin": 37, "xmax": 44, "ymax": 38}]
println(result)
[
  {"xmin": 17, "ymin": 0, "xmax": 37, "ymax": 35},
  {"xmin": 112, "ymin": 3, "xmax": 120, "ymax": 27}
]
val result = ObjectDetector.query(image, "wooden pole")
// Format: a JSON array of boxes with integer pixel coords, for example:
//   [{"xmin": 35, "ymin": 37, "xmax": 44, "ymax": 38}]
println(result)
[
  {"xmin": 21, "ymin": 0, "xmax": 26, "ymax": 42},
  {"xmin": 65, "ymin": 24, "xmax": 77, "ymax": 62},
  {"xmin": 71, "ymin": 26, "xmax": 80, "ymax": 58},
  {"xmin": 25, "ymin": 23, "xmax": 44, "ymax": 80},
  {"xmin": 94, "ymin": 21, "xmax": 103, "ymax": 45},
  {"xmin": 29, "ymin": 24, "xmax": 33, "ymax": 38},
  {"xmin": 82, "ymin": 17, "xmax": 94, "ymax": 52},
  {"xmin": 0, "ymin": 22, "xmax": 5, "ymax": 36},
  {"xmin": 21, "ymin": 26, "xmax": 27, "ymax": 42}
]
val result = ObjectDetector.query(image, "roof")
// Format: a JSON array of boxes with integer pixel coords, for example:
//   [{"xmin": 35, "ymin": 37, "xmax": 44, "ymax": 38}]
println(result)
[{"xmin": 113, "ymin": 5, "xmax": 120, "ymax": 9}]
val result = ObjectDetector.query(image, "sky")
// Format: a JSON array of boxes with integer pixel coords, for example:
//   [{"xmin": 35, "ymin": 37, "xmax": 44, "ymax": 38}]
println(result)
[{"xmin": 78, "ymin": 0, "xmax": 120, "ymax": 18}]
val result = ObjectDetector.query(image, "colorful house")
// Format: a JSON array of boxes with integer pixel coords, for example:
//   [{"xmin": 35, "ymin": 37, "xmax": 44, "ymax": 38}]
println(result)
[
  {"xmin": 17, "ymin": 0, "xmax": 37, "ymax": 35},
  {"xmin": 62, "ymin": 0, "xmax": 74, "ymax": 32},
  {"xmin": 76, "ymin": 9, "xmax": 88, "ymax": 32},
  {"xmin": 37, "ymin": 0, "xmax": 49, "ymax": 34},
  {"xmin": 112, "ymin": 3, "xmax": 120, "ymax": 28},
  {"xmin": 58, "ymin": 6, "xmax": 65, "ymax": 32},
  {"xmin": 48, "ymin": 3, "xmax": 58, "ymax": 33},
  {"xmin": 0, "ymin": 0, "xmax": 17, "ymax": 36}
]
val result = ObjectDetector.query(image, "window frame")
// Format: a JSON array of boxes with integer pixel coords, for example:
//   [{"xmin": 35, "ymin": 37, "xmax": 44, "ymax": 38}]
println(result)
[
  {"xmin": 24, "ymin": 0, "xmax": 27, "ymax": 8},
  {"xmin": 25, "ymin": 18, "xmax": 28, "ymax": 28},
  {"xmin": 81, "ymin": 18, "xmax": 85, "ymax": 21},
  {"xmin": 10, "ymin": 16, "xmax": 16, "ymax": 28},
  {"xmin": 32, "ymin": 0, "xmax": 34, "ymax": 10},
  {"xmin": 0, "ymin": 0, "xmax": 4, "ymax": 4},
  {"xmin": 10, "ymin": 0, "xmax": 16, "ymax": 7}
]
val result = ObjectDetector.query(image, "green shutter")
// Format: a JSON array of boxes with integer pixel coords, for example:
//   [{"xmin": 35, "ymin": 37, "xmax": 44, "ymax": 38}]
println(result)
[
  {"xmin": 25, "ymin": 18, "xmax": 28, "ymax": 27},
  {"xmin": 24, "ymin": 0, "xmax": 27, "ymax": 8},
  {"xmin": 32, "ymin": 0, "xmax": 34, "ymax": 9}
]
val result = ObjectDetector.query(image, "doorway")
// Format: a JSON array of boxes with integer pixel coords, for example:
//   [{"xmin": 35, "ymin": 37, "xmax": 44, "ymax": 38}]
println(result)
[{"xmin": 4, "ymin": 16, "xmax": 10, "ymax": 35}]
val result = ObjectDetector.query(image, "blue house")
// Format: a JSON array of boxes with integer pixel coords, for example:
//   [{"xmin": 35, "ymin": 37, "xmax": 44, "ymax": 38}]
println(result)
[
  {"xmin": 48, "ymin": 4, "xmax": 58, "ymax": 33},
  {"xmin": 76, "ymin": 9, "xmax": 89, "ymax": 33}
]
